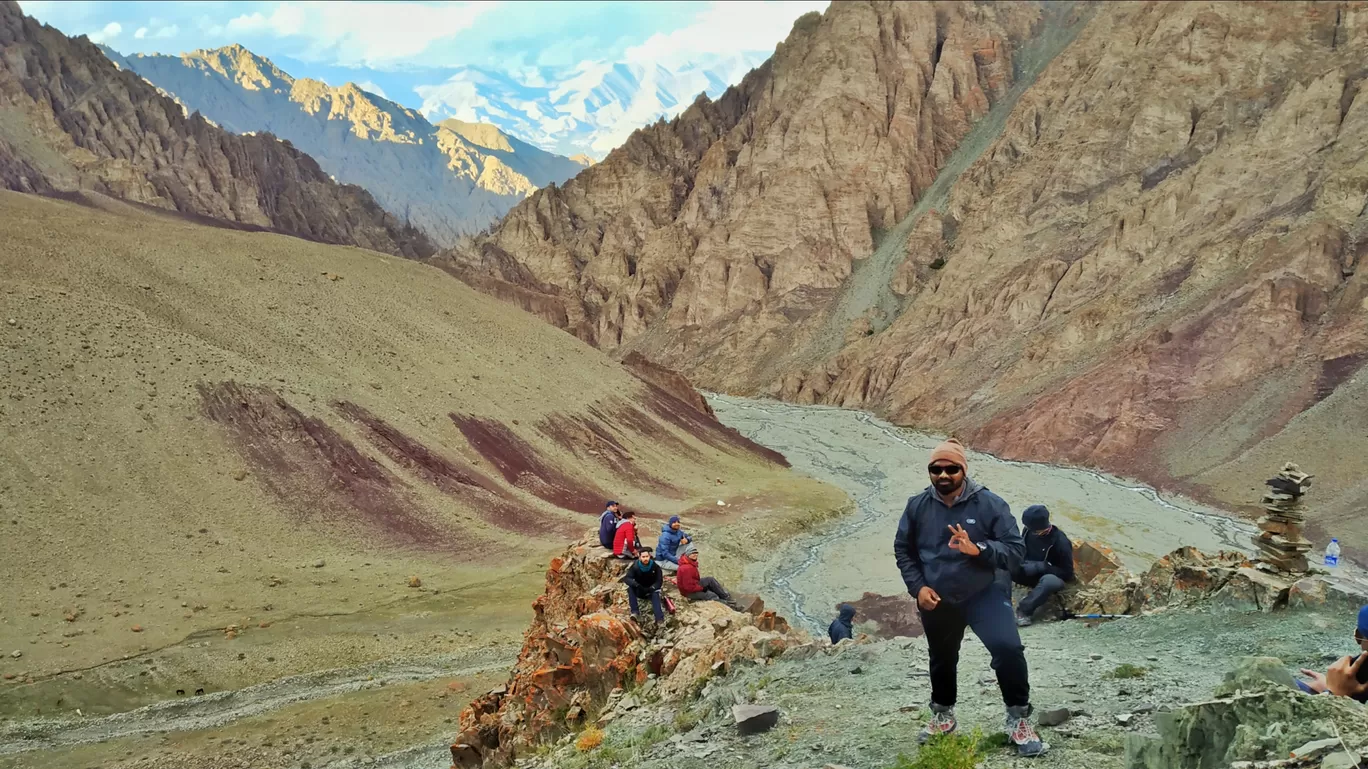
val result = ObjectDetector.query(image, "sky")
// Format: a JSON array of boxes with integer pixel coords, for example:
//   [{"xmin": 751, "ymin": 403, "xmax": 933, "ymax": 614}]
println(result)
[{"xmin": 16, "ymin": 1, "xmax": 827, "ymax": 108}]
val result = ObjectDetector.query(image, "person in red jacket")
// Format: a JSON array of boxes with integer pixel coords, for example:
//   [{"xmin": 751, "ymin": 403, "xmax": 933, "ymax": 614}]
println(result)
[
  {"xmin": 613, "ymin": 510, "xmax": 642, "ymax": 559},
  {"xmin": 676, "ymin": 546, "xmax": 739, "ymax": 610}
]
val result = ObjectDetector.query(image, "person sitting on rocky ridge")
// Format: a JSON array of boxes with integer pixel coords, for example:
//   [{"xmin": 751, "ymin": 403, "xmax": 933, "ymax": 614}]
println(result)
[
  {"xmin": 1298, "ymin": 604, "xmax": 1368, "ymax": 702},
  {"xmin": 676, "ymin": 545, "xmax": 740, "ymax": 610},
  {"xmin": 828, "ymin": 604, "xmax": 856, "ymax": 644},
  {"xmin": 1011, "ymin": 505, "xmax": 1075, "ymax": 627},
  {"xmin": 621, "ymin": 545, "xmax": 665, "ymax": 626},
  {"xmin": 894, "ymin": 437, "xmax": 1047, "ymax": 757},
  {"xmin": 598, "ymin": 500, "xmax": 621, "ymax": 550},
  {"xmin": 612, "ymin": 510, "xmax": 641, "ymax": 559},
  {"xmin": 655, "ymin": 515, "xmax": 691, "ymax": 569}
]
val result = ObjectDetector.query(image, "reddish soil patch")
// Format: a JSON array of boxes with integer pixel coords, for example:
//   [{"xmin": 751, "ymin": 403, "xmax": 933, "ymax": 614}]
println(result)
[
  {"xmin": 599, "ymin": 400, "xmax": 705, "ymax": 462},
  {"xmin": 642, "ymin": 385, "xmax": 790, "ymax": 468},
  {"xmin": 334, "ymin": 402, "xmax": 564, "ymax": 537},
  {"xmin": 536, "ymin": 411, "xmax": 684, "ymax": 498},
  {"xmin": 197, "ymin": 381, "xmax": 464, "ymax": 554},
  {"xmin": 1313, "ymin": 353, "xmax": 1366, "ymax": 403},
  {"xmin": 845, "ymin": 592, "xmax": 924, "ymax": 638},
  {"xmin": 450, "ymin": 413, "xmax": 609, "ymax": 516}
]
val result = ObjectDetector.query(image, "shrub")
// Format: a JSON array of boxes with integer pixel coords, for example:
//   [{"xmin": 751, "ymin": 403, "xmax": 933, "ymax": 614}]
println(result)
[
  {"xmin": 888, "ymin": 730, "xmax": 984, "ymax": 769},
  {"xmin": 1105, "ymin": 663, "xmax": 1148, "ymax": 679},
  {"xmin": 576, "ymin": 726, "xmax": 604, "ymax": 752}
]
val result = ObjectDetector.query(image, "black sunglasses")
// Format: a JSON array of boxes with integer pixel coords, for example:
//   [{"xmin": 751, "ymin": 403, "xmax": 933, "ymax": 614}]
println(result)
[{"xmin": 928, "ymin": 464, "xmax": 963, "ymax": 477}]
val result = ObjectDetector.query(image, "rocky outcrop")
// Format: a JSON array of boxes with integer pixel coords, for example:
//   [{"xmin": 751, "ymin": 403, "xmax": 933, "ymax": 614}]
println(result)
[
  {"xmin": 1063, "ymin": 544, "xmax": 1368, "ymax": 618},
  {"xmin": 1125, "ymin": 658, "xmax": 1368, "ymax": 769},
  {"xmin": 451, "ymin": 541, "xmax": 806, "ymax": 767},
  {"xmin": 100, "ymin": 44, "xmax": 588, "ymax": 246},
  {"xmin": 443, "ymin": 1, "xmax": 1044, "ymax": 350},
  {"xmin": 0, "ymin": 1, "xmax": 432, "ymax": 257}
]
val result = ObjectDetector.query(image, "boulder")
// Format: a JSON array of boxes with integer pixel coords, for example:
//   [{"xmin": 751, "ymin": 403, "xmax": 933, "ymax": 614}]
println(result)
[
  {"xmin": 1073, "ymin": 541, "xmax": 1126, "ymax": 585},
  {"xmin": 1125, "ymin": 664, "xmax": 1368, "ymax": 769},
  {"xmin": 732, "ymin": 704, "xmax": 781, "ymax": 735}
]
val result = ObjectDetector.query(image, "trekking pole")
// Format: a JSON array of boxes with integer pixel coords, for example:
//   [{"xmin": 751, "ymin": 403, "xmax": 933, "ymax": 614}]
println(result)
[{"xmin": 1062, "ymin": 612, "xmax": 1134, "ymax": 620}]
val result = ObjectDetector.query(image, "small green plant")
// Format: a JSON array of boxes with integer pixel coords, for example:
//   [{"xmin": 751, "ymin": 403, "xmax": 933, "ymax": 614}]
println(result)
[
  {"xmin": 1105, "ymin": 663, "xmax": 1148, "ymax": 679},
  {"xmin": 673, "ymin": 705, "xmax": 705, "ymax": 733},
  {"xmin": 887, "ymin": 729, "xmax": 988, "ymax": 769}
]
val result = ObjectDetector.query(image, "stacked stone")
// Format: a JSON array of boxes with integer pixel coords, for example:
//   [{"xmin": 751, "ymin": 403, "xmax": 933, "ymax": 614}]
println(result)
[{"xmin": 1252, "ymin": 462, "xmax": 1313, "ymax": 573}]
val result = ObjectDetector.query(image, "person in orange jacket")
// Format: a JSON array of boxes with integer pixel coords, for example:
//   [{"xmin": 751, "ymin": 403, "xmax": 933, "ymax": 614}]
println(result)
[{"xmin": 613, "ymin": 510, "xmax": 642, "ymax": 559}]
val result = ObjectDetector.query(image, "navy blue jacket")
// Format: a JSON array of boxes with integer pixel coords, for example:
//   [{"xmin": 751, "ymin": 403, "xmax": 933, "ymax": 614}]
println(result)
[
  {"xmin": 828, "ymin": 604, "xmax": 855, "ymax": 644},
  {"xmin": 1022, "ymin": 525, "xmax": 1075, "ymax": 583},
  {"xmin": 893, "ymin": 477, "xmax": 1025, "ymax": 605},
  {"xmin": 598, "ymin": 509, "xmax": 618, "ymax": 549}
]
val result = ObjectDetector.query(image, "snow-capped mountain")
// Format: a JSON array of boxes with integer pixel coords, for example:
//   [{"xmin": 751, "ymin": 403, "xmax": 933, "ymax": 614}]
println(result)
[{"xmin": 413, "ymin": 54, "xmax": 765, "ymax": 158}]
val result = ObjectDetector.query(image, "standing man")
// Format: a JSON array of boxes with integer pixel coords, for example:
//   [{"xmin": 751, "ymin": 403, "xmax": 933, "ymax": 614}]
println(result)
[
  {"xmin": 893, "ymin": 438, "xmax": 1047, "ymax": 757},
  {"xmin": 1011, "ymin": 505, "xmax": 1075, "ymax": 626},
  {"xmin": 598, "ymin": 501, "xmax": 621, "ymax": 550}
]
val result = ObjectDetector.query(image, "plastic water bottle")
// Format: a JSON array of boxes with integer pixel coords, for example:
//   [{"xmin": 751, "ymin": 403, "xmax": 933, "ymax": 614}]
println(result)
[{"xmin": 1324, "ymin": 539, "xmax": 1341, "ymax": 568}]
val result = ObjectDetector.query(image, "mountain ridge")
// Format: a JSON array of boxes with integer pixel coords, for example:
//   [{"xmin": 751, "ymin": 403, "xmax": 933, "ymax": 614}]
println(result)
[
  {"xmin": 102, "ymin": 43, "xmax": 591, "ymax": 246},
  {"xmin": 0, "ymin": 0, "xmax": 433, "ymax": 258}
]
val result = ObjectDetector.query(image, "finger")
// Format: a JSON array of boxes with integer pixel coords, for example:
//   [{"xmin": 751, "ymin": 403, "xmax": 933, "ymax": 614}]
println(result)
[
  {"xmin": 1352, "ymin": 654, "xmax": 1367, "ymax": 672},
  {"xmin": 1299, "ymin": 668, "xmax": 1317, "ymax": 676}
]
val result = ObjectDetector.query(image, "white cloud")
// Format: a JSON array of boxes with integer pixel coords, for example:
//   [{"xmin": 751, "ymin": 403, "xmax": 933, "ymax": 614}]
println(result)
[
  {"xmin": 89, "ymin": 21, "xmax": 122, "ymax": 43},
  {"xmin": 355, "ymin": 80, "xmax": 388, "ymax": 98},
  {"xmin": 624, "ymin": 1, "xmax": 826, "ymax": 68},
  {"xmin": 223, "ymin": 1, "xmax": 500, "ymax": 68},
  {"xmin": 134, "ymin": 26, "xmax": 147, "ymax": 39},
  {"xmin": 154, "ymin": 24, "xmax": 179, "ymax": 39}
]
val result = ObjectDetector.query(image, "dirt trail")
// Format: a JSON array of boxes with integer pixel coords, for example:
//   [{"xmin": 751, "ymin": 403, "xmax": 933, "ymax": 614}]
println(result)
[{"xmin": 710, "ymin": 395, "xmax": 1364, "ymax": 634}]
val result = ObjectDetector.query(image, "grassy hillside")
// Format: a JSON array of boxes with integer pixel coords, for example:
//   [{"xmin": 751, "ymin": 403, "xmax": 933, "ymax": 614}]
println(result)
[{"xmin": 0, "ymin": 190, "xmax": 842, "ymax": 713}]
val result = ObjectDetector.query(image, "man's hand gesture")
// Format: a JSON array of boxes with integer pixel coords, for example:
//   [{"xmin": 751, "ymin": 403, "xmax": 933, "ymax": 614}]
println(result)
[
  {"xmin": 917, "ymin": 586, "xmax": 941, "ymax": 611},
  {"xmin": 1326, "ymin": 653, "xmax": 1368, "ymax": 697},
  {"xmin": 948, "ymin": 524, "xmax": 981, "ymax": 557}
]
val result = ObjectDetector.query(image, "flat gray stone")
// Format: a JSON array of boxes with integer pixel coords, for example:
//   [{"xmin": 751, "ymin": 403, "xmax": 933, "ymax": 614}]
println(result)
[
  {"xmin": 1038, "ymin": 707, "xmax": 1072, "ymax": 727},
  {"xmin": 733, "ymin": 704, "xmax": 781, "ymax": 735}
]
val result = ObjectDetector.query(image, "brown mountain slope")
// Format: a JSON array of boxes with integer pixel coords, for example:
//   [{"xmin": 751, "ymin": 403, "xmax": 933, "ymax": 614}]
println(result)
[
  {"xmin": 0, "ymin": 1, "xmax": 433, "ymax": 258},
  {"xmin": 0, "ymin": 189, "xmax": 836, "ymax": 695},
  {"xmin": 440, "ymin": 0, "xmax": 1046, "ymax": 349},
  {"xmin": 447, "ymin": 1, "xmax": 1368, "ymax": 549}
]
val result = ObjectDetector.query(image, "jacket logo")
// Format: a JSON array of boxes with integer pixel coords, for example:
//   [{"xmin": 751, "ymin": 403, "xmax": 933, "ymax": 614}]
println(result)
[{"xmin": 966, "ymin": 518, "xmax": 976, "ymax": 524}]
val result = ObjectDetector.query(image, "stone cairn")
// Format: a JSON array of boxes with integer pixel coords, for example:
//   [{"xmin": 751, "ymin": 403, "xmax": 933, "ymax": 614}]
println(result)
[{"xmin": 1251, "ymin": 462, "xmax": 1313, "ymax": 573}]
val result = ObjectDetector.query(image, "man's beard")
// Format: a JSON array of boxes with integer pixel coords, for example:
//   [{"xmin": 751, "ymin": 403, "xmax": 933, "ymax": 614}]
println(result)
[{"xmin": 934, "ymin": 477, "xmax": 963, "ymax": 495}]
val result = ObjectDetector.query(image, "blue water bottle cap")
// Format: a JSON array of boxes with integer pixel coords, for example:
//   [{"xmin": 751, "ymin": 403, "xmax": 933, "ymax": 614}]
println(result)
[{"xmin": 1331, "ymin": 538, "xmax": 1339, "ymax": 542}]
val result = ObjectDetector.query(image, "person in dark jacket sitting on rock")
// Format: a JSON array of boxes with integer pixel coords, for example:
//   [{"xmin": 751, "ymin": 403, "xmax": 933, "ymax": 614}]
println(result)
[
  {"xmin": 622, "ymin": 546, "xmax": 665, "ymax": 624},
  {"xmin": 598, "ymin": 500, "xmax": 621, "ymax": 549},
  {"xmin": 894, "ymin": 438, "xmax": 1046, "ymax": 758},
  {"xmin": 676, "ymin": 545, "xmax": 739, "ymax": 610},
  {"xmin": 828, "ymin": 604, "xmax": 856, "ymax": 644},
  {"xmin": 1011, "ymin": 505, "xmax": 1075, "ymax": 627}
]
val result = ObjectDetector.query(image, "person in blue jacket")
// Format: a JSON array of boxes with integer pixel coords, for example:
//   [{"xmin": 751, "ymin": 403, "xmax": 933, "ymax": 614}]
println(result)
[
  {"xmin": 1011, "ymin": 505, "xmax": 1075, "ymax": 626},
  {"xmin": 597, "ymin": 501, "xmax": 620, "ymax": 549},
  {"xmin": 828, "ymin": 604, "xmax": 856, "ymax": 644},
  {"xmin": 655, "ymin": 516, "xmax": 691, "ymax": 565},
  {"xmin": 893, "ymin": 438, "xmax": 1046, "ymax": 758}
]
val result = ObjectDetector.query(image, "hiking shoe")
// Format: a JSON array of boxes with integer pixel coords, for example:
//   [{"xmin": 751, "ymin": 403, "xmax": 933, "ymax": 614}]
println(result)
[
  {"xmin": 1006, "ymin": 706, "xmax": 1049, "ymax": 757},
  {"xmin": 917, "ymin": 704, "xmax": 956, "ymax": 744},
  {"xmin": 1015, "ymin": 613, "xmax": 1033, "ymax": 628}
]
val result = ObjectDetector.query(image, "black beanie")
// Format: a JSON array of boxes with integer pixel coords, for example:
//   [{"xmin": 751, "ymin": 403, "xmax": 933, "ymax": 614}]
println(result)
[{"xmin": 1022, "ymin": 505, "xmax": 1050, "ymax": 530}]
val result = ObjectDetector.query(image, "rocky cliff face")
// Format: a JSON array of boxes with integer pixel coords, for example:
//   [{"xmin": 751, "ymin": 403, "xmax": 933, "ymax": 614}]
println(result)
[
  {"xmin": 0, "ymin": 1, "xmax": 432, "ymax": 258},
  {"xmin": 442, "ymin": 0, "xmax": 1044, "ymax": 350},
  {"xmin": 101, "ymin": 45, "xmax": 590, "ymax": 247},
  {"xmin": 450, "ymin": 0, "xmax": 1368, "ymax": 547}
]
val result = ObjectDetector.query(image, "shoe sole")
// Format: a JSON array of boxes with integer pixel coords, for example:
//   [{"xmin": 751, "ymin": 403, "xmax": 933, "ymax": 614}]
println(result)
[{"xmin": 917, "ymin": 725, "xmax": 956, "ymax": 745}]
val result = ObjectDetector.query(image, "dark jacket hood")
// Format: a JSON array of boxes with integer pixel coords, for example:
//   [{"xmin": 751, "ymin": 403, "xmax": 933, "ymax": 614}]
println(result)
[{"xmin": 838, "ymin": 604, "xmax": 856, "ymax": 622}]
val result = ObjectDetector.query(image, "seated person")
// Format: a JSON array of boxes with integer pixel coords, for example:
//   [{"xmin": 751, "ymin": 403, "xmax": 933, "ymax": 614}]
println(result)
[
  {"xmin": 655, "ymin": 515, "xmax": 691, "ymax": 569},
  {"xmin": 621, "ymin": 546, "xmax": 664, "ymax": 624},
  {"xmin": 612, "ymin": 510, "xmax": 641, "ymax": 559},
  {"xmin": 1298, "ymin": 605, "xmax": 1368, "ymax": 702},
  {"xmin": 828, "ymin": 604, "xmax": 856, "ymax": 644},
  {"xmin": 676, "ymin": 546, "xmax": 739, "ymax": 610},
  {"xmin": 598, "ymin": 500, "xmax": 621, "ymax": 549},
  {"xmin": 1012, "ymin": 505, "xmax": 1075, "ymax": 626}
]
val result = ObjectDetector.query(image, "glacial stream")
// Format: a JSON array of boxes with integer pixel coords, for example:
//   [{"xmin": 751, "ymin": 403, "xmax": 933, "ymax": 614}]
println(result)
[{"xmin": 710, "ymin": 395, "xmax": 1264, "ymax": 634}]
